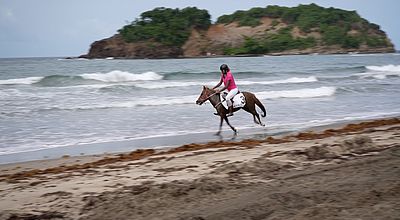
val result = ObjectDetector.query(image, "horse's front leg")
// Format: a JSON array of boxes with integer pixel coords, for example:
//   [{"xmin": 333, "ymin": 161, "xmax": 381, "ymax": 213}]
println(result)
[
  {"xmin": 224, "ymin": 116, "xmax": 237, "ymax": 135},
  {"xmin": 215, "ymin": 116, "xmax": 223, "ymax": 136}
]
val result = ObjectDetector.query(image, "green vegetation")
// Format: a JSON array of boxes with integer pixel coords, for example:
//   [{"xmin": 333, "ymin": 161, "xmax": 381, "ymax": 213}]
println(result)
[
  {"xmin": 217, "ymin": 6, "xmax": 287, "ymax": 27},
  {"xmin": 224, "ymin": 28, "xmax": 316, "ymax": 55},
  {"xmin": 366, "ymin": 36, "xmax": 388, "ymax": 47},
  {"xmin": 217, "ymin": 4, "xmax": 363, "ymax": 32},
  {"xmin": 218, "ymin": 3, "xmax": 389, "ymax": 54},
  {"xmin": 119, "ymin": 7, "xmax": 211, "ymax": 46},
  {"xmin": 116, "ymin": 4, "xmax": 389, "ymax": 55}
]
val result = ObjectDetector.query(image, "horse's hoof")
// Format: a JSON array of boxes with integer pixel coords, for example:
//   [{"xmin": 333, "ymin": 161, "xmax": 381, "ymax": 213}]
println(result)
[{"xmin": 215, "ymin": 132, "xmax": 221, "ymax": 136}]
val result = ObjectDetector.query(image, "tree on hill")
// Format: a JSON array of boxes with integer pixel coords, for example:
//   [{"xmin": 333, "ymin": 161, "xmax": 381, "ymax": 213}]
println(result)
[
  {"xmin": 218, "ymin": 3, "xmax": 389, "ymax": 55},
  {"xmin": 118, "ymin": 7, "xmax": 211, "ymax": 47},
  {"xmin": 86, "ymin": 4, "xmax": 392, "ymax": 58}
]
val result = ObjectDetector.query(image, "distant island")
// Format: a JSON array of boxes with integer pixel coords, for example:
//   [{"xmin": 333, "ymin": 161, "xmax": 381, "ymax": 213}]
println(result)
[{"xmin": 80, "ymin": 4, "xmax": 395, "ymax": 59}]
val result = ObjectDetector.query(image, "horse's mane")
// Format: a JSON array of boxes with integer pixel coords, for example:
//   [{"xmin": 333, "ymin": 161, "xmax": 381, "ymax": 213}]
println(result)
[{"xmin": 203, "ymin": 86, "xmax": 215, "ymax": 92}]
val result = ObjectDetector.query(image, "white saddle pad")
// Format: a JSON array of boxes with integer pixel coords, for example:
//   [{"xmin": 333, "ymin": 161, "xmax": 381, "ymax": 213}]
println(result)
[{"xmin": 221, "ymin": 92, "xmax": 246, "ymax": 108}]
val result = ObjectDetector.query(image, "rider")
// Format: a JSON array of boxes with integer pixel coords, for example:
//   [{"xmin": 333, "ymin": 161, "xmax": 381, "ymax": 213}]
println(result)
[{"xmin": 213, "ymin": 64, "xmax": 238, "ymax": 117}]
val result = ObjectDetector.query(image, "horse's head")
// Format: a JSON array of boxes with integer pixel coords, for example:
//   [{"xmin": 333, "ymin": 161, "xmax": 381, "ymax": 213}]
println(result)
[{"xmin": 196, "ymin": 86, "xmax": 214, "ymax": 105}]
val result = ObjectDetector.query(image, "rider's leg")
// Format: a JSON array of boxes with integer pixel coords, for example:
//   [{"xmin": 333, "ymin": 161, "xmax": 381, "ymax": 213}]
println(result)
[
  {"xmin": 225, "ymin": 88, "xmax": 238, "ymax": 117},
  {"xmin": 227, "ymin": 104, "xmax": 234, "ymax": 117}
]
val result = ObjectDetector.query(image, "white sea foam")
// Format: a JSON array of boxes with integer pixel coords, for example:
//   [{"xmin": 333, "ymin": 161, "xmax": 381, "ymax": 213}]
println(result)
[
  {"xmin": 256, "ymin": 86, "xmax": 336, "ymax": 99},
  {"xmin": 353, "ymin": 72, "xmax": 387, "ymax": 79},
  {"xmin": 366, "ymin": 64, "xmax": 400, "ymax": 72},
  {"xmin": 81, "ymin": 70, "xmax": 163, "ymax": 82},
  {"xmin": 41, "ymin": 87, "xmax": 336, "ymax": 111},
  {"xmin": 354, "ymin": 64, "xmax": 400, "ymax": 79},
  {"xmin": 0, "ymin": 71, "xmax": 162, "ymax": 86},
  {"xmin": 135, "ymin": 76, "xmax": 317, "ymax": 89},
  {"xmin": 0, "ymin": 77, "xmax": 43, "ymax": 85},
  {"xmin": 276, "ymin": 111, "xmax": 400, "ymax": 131},
  {"xmin": 239, "ymin": 76, "xmax": 317, "ymax": 85},
  {"xmin": 43, "ymin": 95, "xmax": 198, "ymax": 111},
  {"xmin": 0, "ymin": 74, "xmax": 317, "ymax": 88},
  {"xmin": 136, "ymin": 81, "xmax": 204, "ymax": 89}
]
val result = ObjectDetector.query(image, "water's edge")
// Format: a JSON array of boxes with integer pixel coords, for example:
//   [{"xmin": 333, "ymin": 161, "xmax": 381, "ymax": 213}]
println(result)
[{"xmin": 2, "ymin": 116, "xmax": 396, "ymax": 165}]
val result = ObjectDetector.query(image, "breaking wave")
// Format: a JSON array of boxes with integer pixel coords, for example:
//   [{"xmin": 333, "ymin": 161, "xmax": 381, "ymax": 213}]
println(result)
[
  {"xmin": 39, "ymin": 86, "xmax": 336, "ymax": 111},
  {"xmin": 366, "ymin": 64, "xmax": 400, "ymax": 72},
  {"xmin": 0, "ymin": 73, "xmax": 317, "ymax": 89},
  {"xmin": 40, "ymin": 96, "xmax": 198, "ymax": 111},
  {"xmin": 256, "ymin": 86, "xmax": 336, "ymax": 99},
  {"xmin": 135, "ymin": 76, "xmax": 318, "ymax": 89},
  {"xmin": 354, "ymin": 64, "xmax": 400, "ymax": 79},
  {"xmin": 239, "ymin": 76, "xmax": 317, "ymax": 85},
  {"xmin": 0, "ymin": 71, "xmax": 163, "ymax": 86},
  {"xmin": 81, "ymin": 71, "xmax": 162, "ymax": 82},
  {"xmin": 0, "ymin": 77, "xmax": 43, "ymax": 85}
]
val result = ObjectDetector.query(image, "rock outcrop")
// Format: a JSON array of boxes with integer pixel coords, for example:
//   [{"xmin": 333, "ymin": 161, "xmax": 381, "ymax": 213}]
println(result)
[{"xmin": 80, "ymin": 35, "xmax": 182, "ymax": 59}]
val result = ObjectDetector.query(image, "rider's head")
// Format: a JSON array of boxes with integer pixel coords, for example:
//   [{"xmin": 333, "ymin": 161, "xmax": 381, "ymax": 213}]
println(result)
[{"xmin": 220, "ymin": 64, "xmax": 229, "ymax": 74}]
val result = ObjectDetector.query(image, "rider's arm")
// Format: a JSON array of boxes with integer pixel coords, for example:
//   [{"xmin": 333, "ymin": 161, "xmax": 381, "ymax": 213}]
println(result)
[
  {"xmin": 217, "ymin": 80, "xmax": 230, "ymax": 93},
  {"xmin": 212, "ymin": 78, "xmax": 223, "ymax": 90}
]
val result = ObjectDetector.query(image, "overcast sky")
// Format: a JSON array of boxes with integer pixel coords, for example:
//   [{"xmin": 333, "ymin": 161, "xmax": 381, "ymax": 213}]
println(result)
[{"xmin": 0, "ymin": 0, "xmax": 398, "ymax": 58}]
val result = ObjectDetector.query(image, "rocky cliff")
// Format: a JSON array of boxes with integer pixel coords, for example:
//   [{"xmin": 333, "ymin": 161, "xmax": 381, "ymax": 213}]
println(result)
[
  {"xmin": 82, "ymin": 35, "xmax": 182, "ymax": 59},
  {"xmin": 80, "ymin": 5, "xmax": 395, "ymax": 59}
]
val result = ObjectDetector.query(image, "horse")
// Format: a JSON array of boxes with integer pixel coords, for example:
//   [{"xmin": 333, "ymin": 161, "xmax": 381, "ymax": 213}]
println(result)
[{"xmin": 196, "ymin": 86, "xmax": 267, "ymax": 135}]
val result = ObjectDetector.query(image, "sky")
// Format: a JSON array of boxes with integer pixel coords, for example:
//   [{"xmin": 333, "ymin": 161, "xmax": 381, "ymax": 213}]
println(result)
[{"xmin": 0, "ymin": 0, "xmax": 399, "ymax": 58}]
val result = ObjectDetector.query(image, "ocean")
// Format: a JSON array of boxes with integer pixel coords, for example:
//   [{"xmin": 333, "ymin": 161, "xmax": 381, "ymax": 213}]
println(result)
[{"xmin": 1, "ymin": 54, "xmax": 400, "ymax": 163}]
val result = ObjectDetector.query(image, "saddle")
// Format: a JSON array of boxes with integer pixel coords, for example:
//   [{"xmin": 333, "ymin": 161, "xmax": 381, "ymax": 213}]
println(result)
[{"xmin": 221, "ymin": 92, "xmax": 246, "ymax": 108}]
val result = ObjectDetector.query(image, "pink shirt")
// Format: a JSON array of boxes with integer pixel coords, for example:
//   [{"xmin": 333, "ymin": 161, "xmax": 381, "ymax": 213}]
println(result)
[{"xmin": 222, "ymin": 71, "xmax": 237, "ymax": 91}]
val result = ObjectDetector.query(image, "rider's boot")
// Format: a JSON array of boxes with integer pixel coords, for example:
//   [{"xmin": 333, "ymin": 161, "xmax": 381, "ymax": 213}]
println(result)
[{"xmin": 227, "ymin": 106, "xmax": 234, "ymax": 117}]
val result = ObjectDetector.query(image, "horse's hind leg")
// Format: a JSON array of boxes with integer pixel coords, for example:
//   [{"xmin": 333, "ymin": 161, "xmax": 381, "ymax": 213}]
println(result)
[
  {"xmin": 254, "ymin": 113, "xmax": 265, "ymax": 126},
  {"xmin": 249, "ymin": 109, "xmax": 264, "ymax": 126},
  {"xmin": 244, "ymin": 106, "xmax": 264, "ymax": 126},
  {"xmin": 243, "ymin": 105, "xmax": 265, "ymax": 126},
  {"xmin": 253, "ymin": 115, "xmax": 260, "ymax": 124}
]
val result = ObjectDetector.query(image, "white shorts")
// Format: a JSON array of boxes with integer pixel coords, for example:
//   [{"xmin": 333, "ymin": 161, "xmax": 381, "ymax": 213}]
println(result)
[{"xmin": 226, "ymin": 88, "xmax": 238, "ymax": 106}]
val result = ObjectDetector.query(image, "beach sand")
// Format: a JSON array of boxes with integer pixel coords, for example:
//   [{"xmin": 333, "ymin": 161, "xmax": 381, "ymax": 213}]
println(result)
[{"xmin": 0, "ymin": 118, "xmax": 399, "ymax": 220}]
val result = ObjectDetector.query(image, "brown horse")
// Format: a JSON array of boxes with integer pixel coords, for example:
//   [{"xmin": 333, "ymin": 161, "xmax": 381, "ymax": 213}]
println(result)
[{"xmin": 196, "ymin": 86, "xmax": 267, "ymax": 135}]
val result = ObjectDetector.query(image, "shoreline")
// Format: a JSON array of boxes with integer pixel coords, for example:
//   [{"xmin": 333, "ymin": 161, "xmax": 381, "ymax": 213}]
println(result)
[
  {"xmin": 0, "ymin": 117, "xmax": 399, "ymax": 178},
  {"xmin": 0, "ymin": 117, "xmax": 399, "ymax": 219},
  {"xmin": 2, "ymin": 115, "xmax": 399, "ymax": 165},
  {"xmin": 0, "ymin": 126, "xmax": 288, "ymax": 165}
]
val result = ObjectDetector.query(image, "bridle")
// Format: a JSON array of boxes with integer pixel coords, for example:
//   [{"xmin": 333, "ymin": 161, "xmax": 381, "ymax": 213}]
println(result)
[
  {"xmin": 198, "ymin": 91, "xmax": 218, "ymax": 105},
  {"xmin": 204, "ymin": 92, "xmax": 218, "ymax": 101},
  {"xmin": 199, "ymin": 90, "xmax": 225, "ymax": 108}
]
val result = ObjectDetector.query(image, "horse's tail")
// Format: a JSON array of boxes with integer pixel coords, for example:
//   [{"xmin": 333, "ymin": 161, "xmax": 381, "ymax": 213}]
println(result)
[{"xmin": 254, "ymin": 95, "xmax": 267, "ymax": 117}]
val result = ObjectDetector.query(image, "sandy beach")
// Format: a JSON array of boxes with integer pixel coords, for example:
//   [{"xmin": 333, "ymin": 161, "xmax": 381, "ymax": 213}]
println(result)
[{"xmin": 0, "ymin": 118, "xmax": 399, "ymax": 220}]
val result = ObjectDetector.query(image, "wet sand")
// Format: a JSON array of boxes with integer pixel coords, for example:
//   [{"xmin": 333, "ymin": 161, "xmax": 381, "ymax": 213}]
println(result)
[{"xmin": 0, "ymin": 118, "xmax": 399, "ymax": 220}]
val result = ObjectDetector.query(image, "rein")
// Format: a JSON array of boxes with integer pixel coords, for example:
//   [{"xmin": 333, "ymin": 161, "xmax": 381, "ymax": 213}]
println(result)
[
  {"xmin": 204, "ymin": 92, "xmax": 218, "ymax": 101},
  {"xmin": 203, "ymin": 91, "xmax": 225, "ymax": 108}
]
